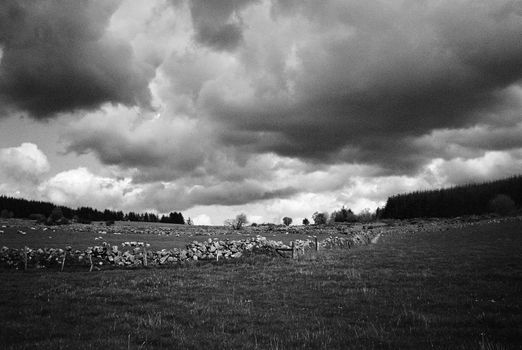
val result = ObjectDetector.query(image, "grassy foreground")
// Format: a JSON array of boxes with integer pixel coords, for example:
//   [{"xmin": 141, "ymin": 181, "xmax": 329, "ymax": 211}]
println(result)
[{"xmin": 1, "ymin": 221, "xmax": 521, "ymax": 349}]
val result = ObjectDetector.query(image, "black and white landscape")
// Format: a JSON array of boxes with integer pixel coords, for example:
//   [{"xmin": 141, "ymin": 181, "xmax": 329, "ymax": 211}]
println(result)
[{"xmin": 1, "ymin": 1, "xmax": 521, "ymax": 349}]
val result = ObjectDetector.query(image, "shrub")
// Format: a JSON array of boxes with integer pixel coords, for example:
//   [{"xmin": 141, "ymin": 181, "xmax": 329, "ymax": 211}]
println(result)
[{"xmin": 302, "ymin": 218, "xmax": 310, "ymax": 226}]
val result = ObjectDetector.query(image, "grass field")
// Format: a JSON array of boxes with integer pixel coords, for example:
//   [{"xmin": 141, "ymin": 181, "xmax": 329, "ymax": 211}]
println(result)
[
  {"xmin": 0, "ymin": 220, "xmax": 306, "ymax": 251},
  {"xmin": 1, "ymin": 220, "xmax": 521, "ymax": 349}
]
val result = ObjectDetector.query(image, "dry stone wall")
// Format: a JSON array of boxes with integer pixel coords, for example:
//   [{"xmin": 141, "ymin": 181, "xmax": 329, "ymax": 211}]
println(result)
[{"xmin": 1, "ymin": 215, "xmax": 519, "ymax": 271}]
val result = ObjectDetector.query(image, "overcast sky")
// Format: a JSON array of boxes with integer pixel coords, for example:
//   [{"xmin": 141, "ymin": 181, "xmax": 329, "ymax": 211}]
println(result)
[{"xmin": 1, "ymin": 0, "xmax": 521, "ymax": 225}]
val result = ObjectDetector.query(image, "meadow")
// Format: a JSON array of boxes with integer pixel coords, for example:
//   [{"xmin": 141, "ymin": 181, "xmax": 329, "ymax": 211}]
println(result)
[
  {"xmin": 0, "ymin": 220, "xmax": 317, "ymax": 251},
  {"xmin": 0, "ymin": 219, "xmax": 521, "ymax": 349}
]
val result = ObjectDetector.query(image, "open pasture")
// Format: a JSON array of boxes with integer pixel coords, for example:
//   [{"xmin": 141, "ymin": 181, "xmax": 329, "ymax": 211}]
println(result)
[
  {"xmin": 0, "ymin": 219, "xmax": 521, "ymax": 349},
  {"xmin": 0, "ymin": 220, "xmax": 316, "ymax": 251}
]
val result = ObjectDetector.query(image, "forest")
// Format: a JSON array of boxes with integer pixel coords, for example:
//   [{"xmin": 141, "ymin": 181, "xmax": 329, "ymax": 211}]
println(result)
[
  {"xmin": 0, "ymin": 195, "xmax": 185, "ymax": 224},
  {"xmin": 381, "ymin": 175, "xmax": 522, "ymax": 219}
]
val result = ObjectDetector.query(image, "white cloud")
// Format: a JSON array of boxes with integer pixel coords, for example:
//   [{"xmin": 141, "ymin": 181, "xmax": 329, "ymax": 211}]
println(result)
[
  {"xmin": 40, "ymin": 167, "xmax": 141, "ymax": 210},
  {"xmin": 424, "ymin": 150, "xmax": 522, "ymax": 186},
  {"xmin": 192, "ymin": 214, "xmax": 212, "ymax": 226},
  {"xmin": 0, "ymin": 143, "xmax": 50, "ymax": 184}
]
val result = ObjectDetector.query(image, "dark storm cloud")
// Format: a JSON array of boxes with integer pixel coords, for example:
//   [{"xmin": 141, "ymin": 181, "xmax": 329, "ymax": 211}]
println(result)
[
  {"xmin": 189, "ymin": 0, "xmax": 259, "ymax": 51},
  {"xmin": 140, "ymin": 181, "xmax": 298, "ymax": 211},
  {"xmin": 202, "ymin": 0, "xmax": 522, "ymax": 173},
  {"xmin": 0, "ymin": 0, "xmax": 156, "ymax": 118}
]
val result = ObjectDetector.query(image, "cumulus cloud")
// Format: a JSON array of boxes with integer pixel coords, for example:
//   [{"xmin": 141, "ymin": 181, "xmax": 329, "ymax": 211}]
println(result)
[
  {"xmin": 424, "ymin": 149, "xmax": 522, "ymax": 186},
  {"xmin": 0, "ymin": 0, "xmax": 157, "ymax": 118},
  {"xmin": 0, "ymin": 142, "xmax": 50, "ymax": 183},
  {"xmin": 40, "ymin": 167, "xmax": 141, "ymax": 210}
]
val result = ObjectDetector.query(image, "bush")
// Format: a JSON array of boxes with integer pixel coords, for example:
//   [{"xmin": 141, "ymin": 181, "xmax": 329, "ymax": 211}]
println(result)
[
  {"xmin": 489, "ymin": 194, "xmax": 516, "ymax": 216},
  {"xmin": 282, "ymin": 217, "xmax": 292, "ymax": 226},
  {"xmin": 312, "ymin": 212, "xmax": 328, "ymax": 225},
  {"xmin": 302, "ymin": 218, "xmax": 309, "ymax": 226}
]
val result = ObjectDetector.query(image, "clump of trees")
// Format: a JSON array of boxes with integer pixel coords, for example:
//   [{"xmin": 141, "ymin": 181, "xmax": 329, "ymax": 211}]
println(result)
[
  {"xmin": 282, "ymin": 217, "xmax": 292, "ymax": 226},
  {"xmin": 381, "ymin": 175, "xmax": 522, "ymax": 219},
  {"xmin": 0, "ymin": 195, "xmax": 185, "ymax": 224},
  {"xmin": 159, "ymin": 212, "xmax": 185, "ymax": 224},
  {"xmin": 330, "ymin": 207, "xmax": 357, "ymax": 223},
  {"xmin": 225, "ymin": 213, "xmax": 248, "ymax": 230},
  {"xmin": 302, "ymin": 218, "xmax": 309, "ymax": 226},
  {"xmin": 312, "ymin": 212, "xmax": 328, "ymax": 225}
]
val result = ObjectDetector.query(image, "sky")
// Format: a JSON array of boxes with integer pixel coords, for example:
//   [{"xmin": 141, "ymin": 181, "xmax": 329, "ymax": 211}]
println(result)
[{"xmin": 1, "ymin": 0, "xmax": 522, "ymax": 225}]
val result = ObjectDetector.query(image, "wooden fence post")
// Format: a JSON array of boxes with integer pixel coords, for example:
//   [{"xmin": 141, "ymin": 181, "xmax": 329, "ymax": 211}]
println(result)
[
  {"xmin": 315, "ymin": 237, "xmax": 319, "ymax": 251},
  {"xmin": 89, "ymin": 253, "xmax": 93, "ymax": 272},
  {"xmin": 291, "ymin": 242, "xmax": 295, "ymax": 260},
  {"xmin": 61, "ymin": 250, "xmax": 66, "ymax": 272},
  {"xmin": 143, "ymin": 247, "xmax": 148, "ymax": 267},
  {"xmin": 23, "ymin": 246, "xmax": 28, "ymax": 271}
]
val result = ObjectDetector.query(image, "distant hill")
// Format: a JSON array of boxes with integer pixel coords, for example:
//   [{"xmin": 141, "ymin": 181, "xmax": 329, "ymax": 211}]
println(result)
[
  {"xmin": 381, "ymin": 175, "xmax": 522, "ymax": 219},
  {"xmin": 0, "ymin": 195, "xmax": 185, "ymax": 224}
]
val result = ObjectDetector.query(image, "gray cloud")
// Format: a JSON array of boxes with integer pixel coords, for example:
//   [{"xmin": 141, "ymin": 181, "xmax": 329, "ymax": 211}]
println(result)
[
  {"xmin": 138, "ymin": 180, "xmax": 298, "ymax": 211},
  {"xmin": 62, "ymin": 107, "xmax": 210, "ymax": 182},
  {"xmin": 200, "ymin": 0, "xmax": 522, "ymax": 172},
  {"xmin": 50, "ymin": 0, "xmax": 522, "ymax": 215},
  {"xmin": 63, "ymin": 0, "xmax": 522, "ymax": 183},
  {"xmin": 0, "ymin": 0, "xmax": 157, "ymax": 118},
  {"xmin": 189, "ymin": 0, "xmax": 259, "ymax": 51}
]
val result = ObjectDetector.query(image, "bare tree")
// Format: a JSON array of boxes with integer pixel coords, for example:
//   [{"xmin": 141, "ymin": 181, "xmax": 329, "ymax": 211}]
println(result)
[{"xmin": 225, "ymin": 213, "xmax": 248, "ymax": 230}]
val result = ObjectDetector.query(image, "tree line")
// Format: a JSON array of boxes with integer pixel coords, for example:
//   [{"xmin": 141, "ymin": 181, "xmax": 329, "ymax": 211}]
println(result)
[
  {"xmin": 0, "ymin": 195, "xmax": 185, "ymax": 224},
  {"xmin": 381, "ymin": 175, "xmax": 522, "ymax": 219}
]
